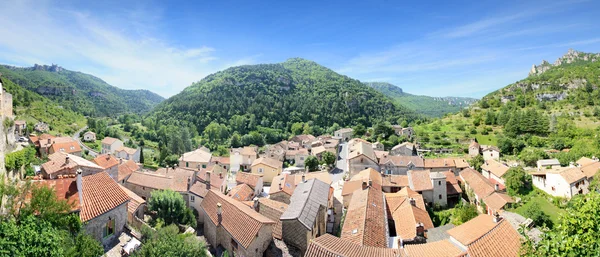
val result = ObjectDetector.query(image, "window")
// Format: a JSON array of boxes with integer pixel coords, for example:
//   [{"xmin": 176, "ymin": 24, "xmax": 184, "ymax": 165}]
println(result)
[
  {"xmin": 186, "ymin": 162, "xmax": 189, "ymax": 167},
  {"xmin": 258, "ymin": 168, "xmax": 264, "ymax": 173},
  {"xmin": 202, "ymin": 164, "xmax": 207, "ymax": 169},
  {"xmin": 231, "ymin": 239, "xmax": 238, "ymax": 251},
  {"xmin": 191, "ymin": 195, "xmax": 195, "ymax": 202},
  {"xmin": 438, "ymin": 181, "xmax": 441, "ymax": 186},
  {"xmin": 439, "ymin": 194, "xmax": 442, "ymax": 200},
  {"xmin": 103, "ymin": 218, "xmax": 115, "ymax": 238}
]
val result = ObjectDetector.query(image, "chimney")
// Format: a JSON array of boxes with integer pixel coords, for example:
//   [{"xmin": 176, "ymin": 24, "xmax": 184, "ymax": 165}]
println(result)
[
  {"xmin": 362, "ymin": 180, "xmax": 368, "ymax": 190},
  {"xmin": 493, "ymin": 212, "xmax": 502, "ymax": 223},
  {"xmin": 76, "ymin": 169, "xmax": 83, "ymax": 206},
  {"xmin": 253, "ymin": 197, "xmax": 259, "ymax": 212},
  {"xmin": 120, "ymin": 158, "xmax": 123, "ymax": 165},
  {"xmin": 409, "ymin": 198, "xmax": 416, "ymax": 207},
  {"xmin": 65, "ymin": 156, "xmax": 70, "ymax": 164},
  {"xmin": 416, "ymin": 222, "xmax": 425, "ymax": 237},
  {"xmin": 206, "ymin": 171, "xmax": 212, "ymax": 188},
  {"xmin": 219, "ymin": 172, "xmax": 223, "ymax": 179},
  {"xmin": 187, "ymin": 177, "xmax": 191, "ymax": 191},
  {"xmin": 495, "ymin": 184, "xmax": 499, "ymax": 191},
  {"xmin": 217, "ymin": 203, "xmax": 223, "ymax": 225},
  {"xmin": 302, "ymin": 173, "xmax": 306, "ymax": 183},
  {"xmin": 368, "ymin": 178, "xmax": 373, "ymax": 187}
]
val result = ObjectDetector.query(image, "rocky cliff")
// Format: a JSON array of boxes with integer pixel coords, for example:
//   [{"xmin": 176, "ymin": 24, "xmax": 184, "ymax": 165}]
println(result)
[{"xmin": 529, "ymin": 49, "xmax": 600, "ymax": 76}]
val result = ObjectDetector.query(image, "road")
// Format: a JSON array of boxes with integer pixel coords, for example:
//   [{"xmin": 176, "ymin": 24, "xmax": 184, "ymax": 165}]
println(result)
[
  {"xmin": 330, "ymin": 142, "xmax": 348, "ymax": 184},
  {"xmin": 73, "ymin": 126, "xmax": 99, "ymax": 157}
]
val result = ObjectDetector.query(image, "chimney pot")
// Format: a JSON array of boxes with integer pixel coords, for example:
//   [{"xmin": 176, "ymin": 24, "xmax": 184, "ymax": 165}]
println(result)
[
  {"xmin": 65, "ymin": 156, "xmax": 70, "ymax": 164},
  {"xmin": 493, "ymin": 212, "xmax": 502, "ymax": 223},
  {"xmin": 76, "ymin": 169, "xmax": 83, "ymax": 206},
  {"xmin": 302, "ymin": 173, "xmax": 306, "ymax": 183},
  {"xmin": 495, "ymin": 184, "xmax": 499, "ymax": 191},
  {"xmin": 409, "ymin": 198, "xmax": 416, "ymax": 206},
  {"xmin": 253, "ymin": 197, "xmax": 259, "ymax": 211}
]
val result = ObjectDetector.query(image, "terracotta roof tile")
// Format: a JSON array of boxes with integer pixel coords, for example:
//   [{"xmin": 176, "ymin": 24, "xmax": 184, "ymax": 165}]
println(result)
[
  {"xmin": 211, "ymin": 156, "xmax": 230, "ymax": 165},
  {"xmin": 424, "ymin": 158, "xmax": 456, "ymax": 169},
  {"xmin": 270, "ymin": 172, "xmax": 332, "ymax": 196},
  {"xmin": 251, "ymin": 157, "xmax": 283, "ymax": 169},
  {"xmin": 341, "ymin": 187, "xmax": 388, "ymax": 248},
  {"xmin": 42, "ymin": 152, "xmax": 103, "ymax": 176},
  {"xmin": 227, "ymin": 184, "xmax": 255, "ymax": 201},
  {"xmin": 93, "ymin": 154, "xmax": 119, "ymax": 169},
  {"xmin": 180, "ymin": 148, "xmax": 212, "ymax": 163},
  {"xmin": 452, "ymin": 158, "xmax": 470, "ymax": 169},
  {"xmin": 306, "ymin": 234, "xmax": 402, "ymax": 257},
  {"xmin": 392, "ymin": 199, "xmax": 434, "ymax": 240},
  {"xmin": 466, "ymin": 218, "xmax": 520, "ymax": 257},
  {"xmin": 347, "ymin": 141, "xmax": 377, "ymax": 163},
  {"xmin": 447, "ymin": 214, "xmax": 502, "ymax": 245},
  {"xmin": 50, "ymin": 141, "xmax": 81, "ymax": 154},
  {"xmin": 126, "ymin": 168, "xmax": 195, "ymax": 192},
  {"xmin": 379, "ymin": 156, "xmax": 424, "ymax": 168},
  {"xmin": 236, "ymin": 172, "xmax": 263, "ymax": 189},
  {"xmin": 481, "ymin": 159, "xmax": 510, "ymax": 178},
  {"xmin": 382, "ymin": 175, "xmax": 409, "ymax": 188},
  {"xmin": 118, "ymin": 159, "xmax": 139, "ymax": 181},
  {"xmin": 483, "ymin": 192, "xmax": 514, "ymax": 212},
  {"xmin": 101, "ymin": 137, "xmax": 120, "ymax": 145},
  {"xmin": 404, "ymin": 239, "xmax": 466, "ymax": 257},
  {"xmin": 560, "ymin": 167, "xmax": 586, "ymax": 184},
  {"xmin": 117, "ymin": 146, "xmax": 138, "ymax": 155},
  {"xmin": 80, "ymin": 172, "xmax": 129, "ymax": 222},
  {"xmin": 189, "ymin": 181, "xmax": 209, "ymax": 197},
  {"xmin": 258, "ymin": 198, "xmax": 288, "ymax": 240},
  {"xmin": 201, "ymin": 189, "xmax": 275, "ymax": 248},
  {"xmin": 33, "ymin": 178, "xmax": 80, "ymax": 212},
  {"xmin": 460, "ymin": 168, "xmax": 495, "ymax": 198},
  {"xmin": 408, "ymin": 170, "xmax": 433, "ymax": 192},
  {"xmin": 576, "ymin": 157, "xmax": 596, "ymax": 167},
  {"xmin": 118, "ymin": 184, "xmax": 145, "ymax": 215},
  {"xmin": 444, "ymin": 171, "xmax": 463, "ymax": 195},
  {"xmin": 581, "ymin": 162, "xmax": 600, "ymax": 178}
]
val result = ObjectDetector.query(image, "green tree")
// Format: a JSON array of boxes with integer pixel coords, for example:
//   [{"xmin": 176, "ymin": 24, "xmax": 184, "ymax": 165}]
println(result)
[
  {"xmin": 353, "ymin": 124, "xmax": 366, "ymax": 137},
  {"xmin": 139, "ymin": 140, "xmax": 146, "ymax": 165},
  {"xmin": 148, "ymin": 189, "xmax": 196, "ymax": 226},
  {"xmin": 134, "ymin": 225, "xmax": 208, "ymax": 257},
  {"xmin": 230, "ymin": 132, "xmax": 242, "ymax": 148},
  {"xmin": 504, "ymin": 167, "xmax": 532, "ymax": 196},
  {"xmin": 523, "ymin": 202, "xmax": 552, "ymax": 228},
  {"xmin": 66, "ymin": 233, "xmax": 104, "ymax": 257},
  {"xmin": 468, "ymin": 155, "xmax": 484, "ymax": 171},
  {"xmin": 304, "ymin": 156, "xmax": 319, "ymax": 171},
  {"xmin": 320, "ymin": 151, "xmax": 336, "ymax": 167},
  {"xmin": 451, "ymin": 202, "xmax": 478, "ymax": 225}
]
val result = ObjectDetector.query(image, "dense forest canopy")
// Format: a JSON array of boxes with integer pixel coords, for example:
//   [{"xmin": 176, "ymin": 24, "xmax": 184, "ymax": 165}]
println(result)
[
  {"xmin": 149, "ymin": 58, "xmax": 420, "ymax": 136},
  {"xmin": 0, "ymin": 64, "xmax": 164, "ymax": 117}
]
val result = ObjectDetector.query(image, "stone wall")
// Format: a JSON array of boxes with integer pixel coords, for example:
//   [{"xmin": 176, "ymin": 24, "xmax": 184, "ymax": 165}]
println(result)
[{"xmin": 84, "ymin": 202, "xmax": 128, "ymax": 248}]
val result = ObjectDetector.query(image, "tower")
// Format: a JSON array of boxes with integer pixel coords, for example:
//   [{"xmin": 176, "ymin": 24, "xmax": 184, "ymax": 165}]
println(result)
[{"xmin": 430, "ymin": 172, "xmax": 447, "ymax": 207}]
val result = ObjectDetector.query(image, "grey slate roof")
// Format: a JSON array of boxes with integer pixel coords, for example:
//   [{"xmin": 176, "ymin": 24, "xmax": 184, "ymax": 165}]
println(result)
[{"xmin": 280, "ymin": 178, "xmax": 330, "ymax": 230}]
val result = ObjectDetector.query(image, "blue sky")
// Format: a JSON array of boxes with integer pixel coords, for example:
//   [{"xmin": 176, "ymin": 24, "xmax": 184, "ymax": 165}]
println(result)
[{"xmin": 0, "ymin": 0, "xmax": 599, "ymax": 98}]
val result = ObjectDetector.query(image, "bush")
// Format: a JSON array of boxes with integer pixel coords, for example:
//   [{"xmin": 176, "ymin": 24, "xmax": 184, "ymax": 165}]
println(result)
[{"xmin": 523, "ymin": 202, "xmax": 552, "ymax": 228}]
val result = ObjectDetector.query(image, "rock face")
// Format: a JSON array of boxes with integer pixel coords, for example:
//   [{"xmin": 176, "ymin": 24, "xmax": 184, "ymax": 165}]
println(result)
[
  {"xmin": 529, "ymin": 49, "xmax": 600, "ymax": 76},
  {"xmin": 536, "ymin": 92, "xmax": 568, "ymax": 102}
]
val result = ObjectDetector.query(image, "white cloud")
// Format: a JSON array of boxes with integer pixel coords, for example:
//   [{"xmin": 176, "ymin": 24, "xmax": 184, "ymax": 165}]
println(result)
[{"xmin": 0, "ymin": 0, "xmax": 246, "ymax": 97}]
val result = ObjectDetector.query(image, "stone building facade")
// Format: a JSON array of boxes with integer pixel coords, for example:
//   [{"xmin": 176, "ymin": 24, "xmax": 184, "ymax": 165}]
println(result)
[{"xmin": 84, "ymin": 202, "xmax": 128, "ymax": 248}]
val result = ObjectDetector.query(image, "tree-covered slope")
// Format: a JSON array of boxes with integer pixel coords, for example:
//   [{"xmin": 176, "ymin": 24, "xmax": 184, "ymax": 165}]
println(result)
[
  {"xmin": 149, "ymin": 58, "xmax": 419, "ymax": 133},
  {"xmin": 0, "ymin": 64, "xmax": 164, "ymax": 117},
  {"xmin": 1, "ymin": 75, "xmax": 85, "ymax": 134},
  {"xmin": 365, "ymin": 82, "xmax": 477, "ymax": 117}
]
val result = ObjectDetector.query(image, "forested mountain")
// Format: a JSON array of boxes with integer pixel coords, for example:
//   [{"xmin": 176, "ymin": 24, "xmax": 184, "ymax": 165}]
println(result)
[
  {"xmin": 0, "ymin": 64, "xmax": 164, "ymax": 116},
  {"xmin": 366, "ymin": 82, "xmax": 477, "ymax": 117},
  {"xmin": 148, "ymin": 58, "xmax": 419, "ymax": 136},
  {"xmin": 1, "ymin": 75, "xmax": 85, "ymax": 134}
]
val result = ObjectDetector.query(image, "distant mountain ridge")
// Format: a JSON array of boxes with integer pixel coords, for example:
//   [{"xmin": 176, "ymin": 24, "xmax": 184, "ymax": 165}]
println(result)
[
  {"xmin": 0, "ymin": 64, "xmax": 164, "ymax": 116},
  {"xmin": 365, "ymin": 82, "xmax": 477, "ymax": 117},
  {"xmin": 529, "ymin": 49, "xmax": 600, "ymax": 76}
]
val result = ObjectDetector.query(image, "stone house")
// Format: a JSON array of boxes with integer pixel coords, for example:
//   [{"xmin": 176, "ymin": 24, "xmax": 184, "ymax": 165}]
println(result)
[
  {"xmin": 531, "ymin": 166, "xmax": 588, "ymax": 199},
  {"xmin": 35, "ymin": 171, "xmax": 130, "ymax": 248},
  {"xmin": 468, "ymin": 140, "xmax": 481, "ymax": 157},
  {"xmin": 379, "ymin": 155, "xmax": 425, "ymax": 175},
  {"xmin": 382, "ymin": 174, "xmax": 409, "ymax": 193},
  {"xmin": 179, "ymin": 147, "xmax": 212, "ymax": 169},
  {"xmin": 285, "ymin": 148, "xmax": 309, "ymax": 167},
  {"xmin": 390, "ymin": 142, "xmax": 417, "ymax": 156},
  {"xmin": 537, "ymin": 159, "xmax": 561, "ymax": 170},
  {"xmin": 341, "ymin": 186, "xmax": 389, "ymax": 248},
  {"xmin": 372, "ymin": 141, "xmax": 385, "ymax": 151},
  {"xmin": 481, "ymin": 159, "xmax": 509, "ymax": 185},
  {"xmin": 117, "ymin": 159, "xmax": 140, "ymax": 184},
  {"xmin": 236, "ymin": 172, "xmax": 264, "ymax": 196},
  {"xmin": 124, "ymin": 167, "xmax": 195, "ymax": 202},
  {"xmin": 188, "ymin": 181, "xmax": 209, "ymax": 224},
  {"xmin": 310, "ymin": 145, "xmax": 336, "ymax": 161},
  {"xmin": 14, "ymin": 120, "xmax": 26, "ymax": 136},
  {"xmin": 290, "ymin": 134, "xmax": 316, "ymax": 149},
  {"xmin": 201, "ymin": 190, "xmax": 275, "ymax": 257},
  {"xmin": 385, "ymin": 187, "xmax": 433, "ymax": 247},
  {"xmin": 250, "ymin": 157, "xmax": 283, "ymax": 186},
  {"xmin": 269, "ymin": 172, "xmax": 332, "ymax": 204},
  {"xmin": 424, "ymin": 158, "xmax": 457, "ymax": 174},
  {"xmin": 230, "ymin": 146, "xmax": 258, "ymax": 172},
  {"xmin": 281, "ymin": 178, "xmax": 331, "ymax": 254},
  {"xmin": 49, "ymin": 140, "xmax": 82, "ymax": 156},
  {"xmin": 210, "ymin": 156, "xmax": 230, "ymax": 171},
  {"xmin": 83, "ymin": 131, "xmax": 96, "ymax": 142},
  {"xmin": 93, "ymin": 154, "xmax": 120, "ymax": 181},
  {"xmin": 460, "ymin": 168, "xmax": 497, "ymax": 206},
  {"xmin": 119, "ymin": 184, "xmax": 147, "ymax": 224},
  {"xmin": 101, "ymin": 137, "xmax": 123, "ymax": 155},
  {"xmin": 483, "ymin": 192, "xmax": 514, "ymax": 214},
  {"xmin": 407, "ymin": 169, "xmax": 447, "ymax": 206},
  {"xmin": 481, "ymin": 145, "xmax": 500, "ymax": 161},
  {"xmin": 347, "ymin": 141, "xmax": 379, "ymax": 178},
  {"xmin": 115, "ymin": 146, "xmax": 140, "ymax": 163},
  {"xmin": 255, "ymin": 198, "xmax": 288, "ymax": 240},
  {"xmin": 32, "ymin": 135, "xmax": 78, "ymax": 157},
  {"xmin": 41, "ymin": 152, "xmax": 104, "ymax": 179},
  {"xmin": 227, "ymin": 183, "xmax": 255, "ymax": 201},
  {"xmin": 334, "ymin": 128, "xmax": 353, "ymax": 142}
]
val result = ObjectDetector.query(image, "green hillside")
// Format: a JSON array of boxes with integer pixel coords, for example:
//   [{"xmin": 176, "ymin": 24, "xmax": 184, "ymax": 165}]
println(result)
[
  {"xmin": 0, "ymin": 64, "xmax": 164, "ymax": 117},
  {"xmin": 365, "ymin": 82, "xmax": 477, "ymax": 117},
  {"xmin": 149, "ymin": 58, "xmax": 419, "ymax": 134},
  {"xmin": 1, "ymin": 76, "xmax": 85, "ymax": 134}
]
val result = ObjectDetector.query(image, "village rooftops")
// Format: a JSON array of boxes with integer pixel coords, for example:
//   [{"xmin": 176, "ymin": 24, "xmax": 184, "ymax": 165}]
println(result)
[
  {"xmin": 126, "ymin": 167, "xmax": 195, "ymax": 192},
  {"xmin": 379, "ymin": 155, "xmax": 425, "ymax": 168},
  {"xmin": 460, "ymin": 168, "xmax": 496, "ymax": 198},
  {"xmin": 180, "ymin": 148, "xmax": 212, "ymax": 163},
  {"xmin": 251, "ymin": 157, "xmax": 283, "ymax": 169},
  {"xmin": 483, "ymin": 192, "xmax": 514, "ymax": 212},
  {"xmin": 80, "ymin": 172, "xmax": 130, "ymax": 222},
  {"xmin": 236, "ymin": 172, "xmax": 263, "ymax": 188},
  {"xmin": 481, "ymin": 159, "xmax": 510, "ymax": 178},
  {"xmin": 270, "ymin": 172, "xmax": 332, "ymax": 196},
  {"xmin": 305, "ymin": 234, "xmax": 401, "ymax": 257},
  {"xmin": 50, "ymin": 141, "xmax": 81, "ymax": 155},
  {"xmin": 118, "ymin": 184, "xmax": 146, "ymax": 216},
  {"xmin": 341, "ymin": 186, "xmax": 388, "ymax": 248},
  {"xmin": 424, "ymin": 158, "xmax": 456, "ymax": 169},
  {"xmin": 529, "ymin": 166, "xmax": 586, "ymax": 184},
  {"xmin": 280, "ymin": 178, "xmax": 330, "ymax": 230},
  {"xmin": 258, "ymin": 197, "xmax": 289, "ymax": 240},
  {"xmin": 347, "ymin": 141, "xmax": 377, "ymax": 162},
  {"xmin": 101, "ymin": 137, "xmax": 120, "ymax": 145},
  {"xmin": 576, "ymin": 156, "xmax": 597, "ymax": 167},
  {"xmin": 382, "ymin": 175, "xmax": 409, "ymax": 188},
  {"xmin": 447, "ymin": 214, "xmax": 520, "ymax": 257},
  {"xmin": 189, "ymin": 181, "xmax": 209, "ymax": 198},
  {"xmin": 42, "ymin": 152, "xmax": 104, "ymax": 176},
  {"xmin": 407, "ymin": 169, "xmax": 433, "ymax": 192},
  {"xmin": 388, "ymin": 193, "xmax": 434, "ymax": 241},
  {"xmin": 227, "ymin": 183, "xmax": 255, "ymax": 201},
  {"xmin": 118, "ymin": 159, "xmax": 139, "ymax": 182},
  {"xmin": 404, "ymin": 239, "xmax": 465, "ymax": 257},
  {"xmin": 201, "ymin": 189, "xmax": 275, "ymax": 249},
  {"xmin": 581, "ymin": 161, "xmax": 600, "ymax": 178},
  {"xmin": 93, "ymin": 154, "xmax": 119, "ymax": 169}
]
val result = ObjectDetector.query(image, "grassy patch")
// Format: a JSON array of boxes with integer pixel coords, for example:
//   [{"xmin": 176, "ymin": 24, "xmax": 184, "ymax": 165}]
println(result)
[{"xmin": 512, "ymin": 196, "xmax": 565, "ymax": 225}]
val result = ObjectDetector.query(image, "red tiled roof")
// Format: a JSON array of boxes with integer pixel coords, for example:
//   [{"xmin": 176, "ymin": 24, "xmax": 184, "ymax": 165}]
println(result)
[
  {"xmin": 576, "ymin": 157, "xmax": 596, "ymax": 167},
  {"xmin": 50, "ymin": 141, "xmax": 81, "ymax": 154},
  {"xmin": 80, "ymin": 172, "xmax": 129, "ymax": 222},
  {"xmin": 404, "ymin": 239, "xmax": 466, "ymax": 257},
  {"xmin": 101, "ymin": 137, "xmax": 120, "ymax": 145},
  {"xmin": 93, "ymin": 154, "xmax": 119, "ymax": 169},
  {"xmin": 42, "ymin": 152, "xmax": 103, "ymax": 176},
  {"xmin": 382, "ymin": 175, "xmax": 409, "ymax": 188},
  {"xmin": 227, "ymin": 184, "xmax": 255, "ymax": 201},
  {"xmin": 466, "ymin": 218, "xmax": 520, "ymax": 257},
  {"xmin": 118, "ymin": 184, "xmax": 146, "ymax": 215},
  {"xmin": 33, "ymin": 178, "xmax": 80, "ymax": 212},
  {"xmin": 447, "ymin": 214, "xmax": 502, "ymax": 245},
  {"xmin": 127, "ymin": 168, "xmax": 195, "ymax": 192},
  {"xmin": 189, "ymin": 181, "xmax": 209, "ymax": 197},
  {"xmin": 251, "ymin": 157, "xmax": 283, "ymax": 169},
  {"xmin": 341, "ymin": 187, "xmax": 388, "ymax": 248},
  {"xmin": 201, "ymin": 190, "xmax": 275, "ymax": 248},
  {"xmin": 481, "ymin": 159, "xmax": 510, "ymax": 178},
  {"xmin": 581, "ymin": 162, "xmax": 600, "ymax": 178},
  {"xmin": 391, "ymin": 198, "xmax": 434, "ymax": 240},
  {"xmin": 408, "ymin": 170, "xmax": 433, "ymax": 192},
  {"xmin": 306, "ymin": 234, "xmax": 402, "ymax": 257},
  {"xmin": 379, "ymin": 156, "xmax": 424, "ymax": 168},
  {"xmin": 424, "ymin": 158, "xmax": 456, "ymax": 169},
  {"xmin": 560, "ymin": 167, "xmax": 586, "ymax": 184},
  {"xmin": 211, "ymin": 156, "xmax": 230, "ymax": 165},
  {"xmin": 270, "ymin": 172, "xmax": 332, "ymax": 196},
  {"xmin": 483, "ymin": 192, "xmax": 514, "ymax": 212},
  {"xmin": 236, "ymin": 172, "xmax": 263, "ymax": 189},
  {"xmin": 118, "ymin": 159, "xmax": 139, "ymax": 182},
  {"xmin": 460, "ymin": 168, "xmax": 495, "ymax": 198}
]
